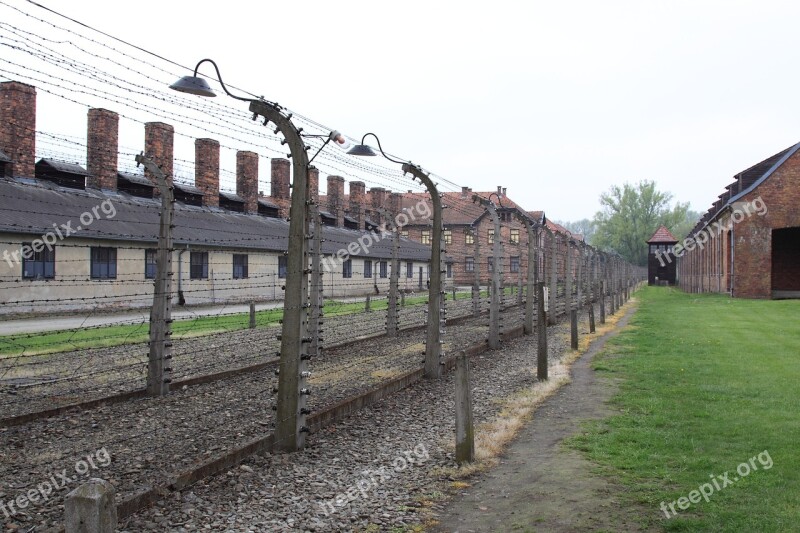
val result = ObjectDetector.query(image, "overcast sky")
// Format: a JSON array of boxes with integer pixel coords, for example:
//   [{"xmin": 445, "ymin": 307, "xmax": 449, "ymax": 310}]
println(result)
[{"xmin": 2, "ymin": 0, "xmax": 799, "ymax": 222}]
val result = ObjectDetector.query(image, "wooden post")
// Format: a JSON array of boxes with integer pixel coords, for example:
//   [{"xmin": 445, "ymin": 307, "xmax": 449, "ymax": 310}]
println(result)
[
  {"xmin": 455, "ymin": 352, "xmax": 475, "ymax": 465},
  {"xmin": 249, "ymin": 302, "xmax": 256, "ymax": 329},
  {"xmin": 600, "ymin": 280, "xmax": 606, "ymax": 325},
  {"xmin": 537, "ymin": 281, "xmax": 548, "ymax": 380},
  {"xmin": 570, "ymin": 309, "xmax": 578, "ymax": 350}
]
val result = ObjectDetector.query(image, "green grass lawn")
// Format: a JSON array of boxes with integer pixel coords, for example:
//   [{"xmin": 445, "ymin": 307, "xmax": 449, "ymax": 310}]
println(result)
[
  {"xmin": 0, "ymin": 291, "xmax": 449, "ymax": 357},
  {"xmin": 568, "ymin": 286, "xmax": 800, "ymax": 532}
]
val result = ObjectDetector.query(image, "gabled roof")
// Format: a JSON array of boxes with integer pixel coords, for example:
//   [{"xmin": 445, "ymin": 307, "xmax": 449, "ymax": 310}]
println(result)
[
  {"xmin": 688, "ymin": 142, "xmax": 800, "ymax": 237},
  {"xmin": 35, "ymin": 158, "xmax": 88, "ymax": 176},
  {"xmin": 545, "ymin": 219, "xmax": 570, "ymax": 235},
  {"xmin": 647, "ymin": 225, "xmax": 678, "ymax": 244},
  {"xmin": 219, "ymin": 191, "xmax": 245, "ymax": 203},
  {"xmin": 258, "ymin": 197, "xmax": 279, "ymax": 209},
  {"xmin": 173, "ymin": 181, "xmax": 203, "ymax": 196},
  {"xmin": 397, "ymin": 190, "xmax": 534, "ymax": 226},
  {"xmin": 117, "ymin": 171, "xmax": 153, "ymax": 187},
  {"xmin": 0, "ymin": 177, "xmax": 432, "ymax": 261},
  {"xmin": 528, "ymin": 211, "xmax": 545, "ymax": 225},
  {"xmin": 731, "ymin": 143, "xmax": 798, "ymax": 200}
]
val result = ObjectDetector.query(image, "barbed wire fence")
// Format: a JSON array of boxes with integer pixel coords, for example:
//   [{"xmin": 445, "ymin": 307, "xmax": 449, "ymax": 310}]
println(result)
[{"xmin": 0, "ymin": 1, "xmax": 648, "ymax": 529}]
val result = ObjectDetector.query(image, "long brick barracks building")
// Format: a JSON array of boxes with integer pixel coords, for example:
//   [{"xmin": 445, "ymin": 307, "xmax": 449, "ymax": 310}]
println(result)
[{"xmin": 677, "ymin": 143, "xmax": 800, "ymax": 299}]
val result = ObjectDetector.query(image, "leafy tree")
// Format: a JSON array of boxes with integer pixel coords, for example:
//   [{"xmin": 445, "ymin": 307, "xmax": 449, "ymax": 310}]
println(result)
[
  {"xmin": 671, "ymin": 209, "xmax": 701, "ymax": 241},
  {"xmin": 592, "ymin": 180, "xmax": 690, "ymax": 266},
  {"xmin": 553, "ymin": 218, "xmax": 595, "ymax": 244}
]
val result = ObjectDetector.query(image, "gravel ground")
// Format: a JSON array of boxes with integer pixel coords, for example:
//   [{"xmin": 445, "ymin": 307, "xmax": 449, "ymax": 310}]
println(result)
[
  {"xmin": 0, "ymin": 297, "xmax": 477, "ymax": 419},
  {"xmin": 0, "ymin": 295, "xmax": 562, "ymax": 532},
  {"xmin": 119, "ymin": 316, "xmax": 578, "ymax": 532}
]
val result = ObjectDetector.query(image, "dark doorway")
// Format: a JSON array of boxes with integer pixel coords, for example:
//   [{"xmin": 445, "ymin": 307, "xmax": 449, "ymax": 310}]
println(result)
[{"xmin": 772, "ymin": 227, "xmax": 800, "ymax": 298}]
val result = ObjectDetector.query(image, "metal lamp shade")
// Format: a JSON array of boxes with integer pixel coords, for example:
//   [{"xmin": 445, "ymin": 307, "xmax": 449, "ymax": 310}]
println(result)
[
  {"xmin": 169, "ymin": 76, "xmax": 217, "ymax": 97},
  {"xmin": 346, "ymin": 144, "xmax": 378, "ymax": 157}
]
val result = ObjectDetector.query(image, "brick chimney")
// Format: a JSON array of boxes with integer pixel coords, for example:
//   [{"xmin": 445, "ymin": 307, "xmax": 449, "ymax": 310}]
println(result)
[
  {"xmin": 308, "ymin": 166, "xmax": 319, "ymax": 205},
  {"xmin": 271, "ymin": 158, "xmax": 290, "ymax": 199},
  {"xmin": 388, "ymin": 192, "xmax": 402, "ymax": 225},
  {"xmin": 327, "ymin": 175, "xmax": 345, "ymax": 226},
  {"xmin": 461, "ymin": 186, "xmax": 470, "ymax": 198},
  {"xmin": 86, "ymin": 108, "xmax": 118, "ymax": 191},
  {"xmin": 349, "ymin": 181, "xmax": 366, "ymax": 229},
  {"xmin": 368, "ymin": 187, "xmax": 388, "ymax": 226},
  {"xmin": 195, "ymin": 138, "xmax": 220, "ymax": 207},
  {"xmin": 144, "ymin": 122, "xmax": 174, "ymax": 190},
  {"xmin": 0, "ymin": 81, "xmax": 36, "ymax": 178},
  {"xmin": 236, "ymin": 151, "xmax": 259, "ymax": 214}
]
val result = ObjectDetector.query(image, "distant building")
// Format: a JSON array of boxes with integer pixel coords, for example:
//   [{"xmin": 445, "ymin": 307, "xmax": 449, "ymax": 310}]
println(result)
[
  {"xmin": 647, "ymin": 225, "xmax": 678, "ymax": 285},
  {"xmin": 0, "ymin": 81, "xmax": 431, "ymax": 315}
]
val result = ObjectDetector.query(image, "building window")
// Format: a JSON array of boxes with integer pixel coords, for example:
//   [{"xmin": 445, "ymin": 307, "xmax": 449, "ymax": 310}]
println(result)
[
  {"xmin": 510, "ymin": 229, "xmax": 520, "ymax": 244},
  {"xmin": 406, "ymin": 261, "xmax": 413, "ymax": 278},
  {"xmin": 488, "ymin": 229, "xmax": 495, "ymax": 244},
  {"xmin": 364, "ymin": 259, "xmax": 372, "ymax": 278},
  {"xmin": 488, "ymin": 257, "xmax": 494, "ymax": 273},
  {"xmin": 91, "ymin": 247, "xmax": 117, "ymax": 279},
  {"xmin": 145, "ymin": 248, "xmax": 157, "ymax": 279},
  {"xmin": 278, "ymin": 255, "xmax": 287, "ymax": 278},
  {"xmin": 233, "ymin": 254, "xmax": 248, "ymax": 279},
  {"xmin": 446, "ymin": 263, "xmax": 453, "ymax": 278},
  {"xmin": 443, "ymin": 229, "xmax": 452, "ymax": 244},
  {"xmin": 401, "ymin": 230, "xmax": 409, "ymax": 238},
  {"xmin": 22, "ymin": 243, "xmax": 55, "ymax": 279},
  {"xmin": 510, "ymin": 256, "xmax": 520, "ymax": 273},
  {"xmin": 465, "ymin": 256, "xmax": 475, "ymax": 273},
  {"xmin": 500, "ymin": 211, "xmax": 512, "ymax": 222},
  {"xmin": 421, "ymin": 230, "xmax": 431, "ymax": 245},
  {"xmin": 380, "ymin": 260, "xmax": 388, "ymax": 278},
  {"xmin": 190, "ymin": 251, "xmax": 208, "ymax": 279},
  {"xmin": 465, "ymin": 232, "xmax": 474, "ymax": 245},
  {"xmin": 343, "ymin": 258, "xmax": 352, "ymax": 278}
]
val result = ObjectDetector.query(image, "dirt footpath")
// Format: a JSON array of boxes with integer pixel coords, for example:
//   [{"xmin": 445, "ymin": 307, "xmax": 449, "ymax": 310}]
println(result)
[{"xmin": 433, "ymin": 305, "xmax": 659, "ymax": 533}]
